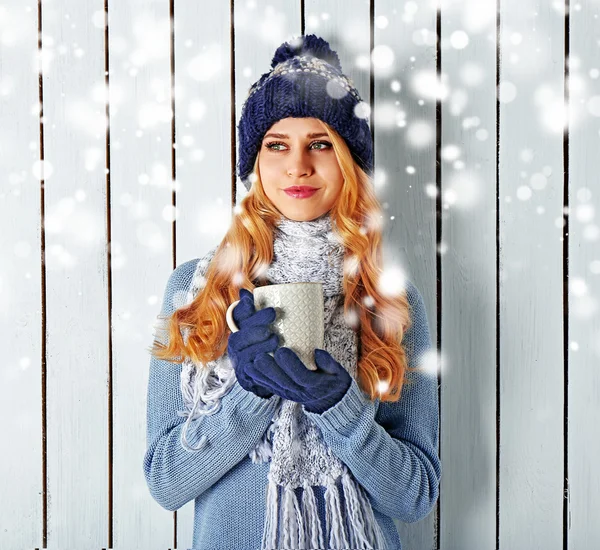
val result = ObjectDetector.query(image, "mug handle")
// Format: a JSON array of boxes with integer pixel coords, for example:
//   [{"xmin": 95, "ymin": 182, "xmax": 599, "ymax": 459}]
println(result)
[{"xmin": 226, "ymin": 300, "xmax": 240, "ymax": 333}]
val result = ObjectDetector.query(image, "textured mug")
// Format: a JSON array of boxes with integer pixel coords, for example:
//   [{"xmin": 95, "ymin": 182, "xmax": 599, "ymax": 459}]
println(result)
[{"xmin": 226, "ymin": 282, "xmax": 324, "ymax": 371}]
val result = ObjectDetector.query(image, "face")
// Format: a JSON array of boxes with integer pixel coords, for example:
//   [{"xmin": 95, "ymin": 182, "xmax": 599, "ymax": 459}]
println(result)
[{"xmin": 257, "ymin": 117, "xmax": 344, "ymax": 222}]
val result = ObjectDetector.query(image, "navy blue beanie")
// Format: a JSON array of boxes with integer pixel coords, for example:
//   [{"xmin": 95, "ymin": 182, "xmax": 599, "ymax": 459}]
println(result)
[{"xmin": 237, "ymin": 34, "xmax": 373, "ymax": 191}]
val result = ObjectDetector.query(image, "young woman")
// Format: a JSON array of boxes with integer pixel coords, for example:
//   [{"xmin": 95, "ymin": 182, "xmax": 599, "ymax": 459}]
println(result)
[{"xmin": 144, "ymin": 34, "xmax": 441, "ymax": 550}]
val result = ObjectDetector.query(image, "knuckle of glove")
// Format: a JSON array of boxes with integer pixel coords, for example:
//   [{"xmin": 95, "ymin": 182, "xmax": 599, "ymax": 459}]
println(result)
[
  {"xmin": 232, "ymin": 353, "xmax": 273, "ymax": 399},
  {"xmin": 228, "ymin": 324, "xmax": 268, "ymax": 352},
  {"xmin": 237, "ymin": 333, "xmax": 279, "ymax": 365},
  {"xmin": 232, "ymin": 293, "xmax": 252, "ymax": 315},
  {"xmin": 228, "ymin": 323, "xmax": 279, "ymax": 359},
  {"xmin": 237, "ymin": 306, "xmax": 276, "ymax": 330}
]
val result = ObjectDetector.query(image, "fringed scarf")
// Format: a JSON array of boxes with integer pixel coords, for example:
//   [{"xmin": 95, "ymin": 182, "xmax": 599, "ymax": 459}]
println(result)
[{"xmin": 177, "ymin": 212, "xmax": 388, "ymax": 549}]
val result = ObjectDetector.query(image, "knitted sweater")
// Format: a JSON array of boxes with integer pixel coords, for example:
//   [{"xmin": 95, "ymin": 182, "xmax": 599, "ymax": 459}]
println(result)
[{"xmin": 143, "ymin": 256, "xmax": 441, "ymax": 550}]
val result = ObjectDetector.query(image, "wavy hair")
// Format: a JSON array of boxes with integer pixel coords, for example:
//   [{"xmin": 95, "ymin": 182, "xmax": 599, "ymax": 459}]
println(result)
[{"xmin": 149, "ymin": 120, "xmax": 419, "ymax": 402}]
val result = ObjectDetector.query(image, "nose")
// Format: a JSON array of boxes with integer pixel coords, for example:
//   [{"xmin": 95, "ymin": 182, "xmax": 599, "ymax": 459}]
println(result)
[{"xmin": 286, "ymin": 147, "xmax": 312, "ymax": 177}]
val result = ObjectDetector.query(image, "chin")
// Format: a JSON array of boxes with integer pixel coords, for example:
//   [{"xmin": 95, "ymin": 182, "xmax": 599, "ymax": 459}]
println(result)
[{"xmin": 281, "ymin": 210, "xmax": 330, "ymax": 222}]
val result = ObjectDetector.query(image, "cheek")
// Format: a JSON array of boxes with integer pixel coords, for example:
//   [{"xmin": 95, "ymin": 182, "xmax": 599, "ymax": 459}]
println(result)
[
  {"xmin": 258, "ymin": 158, "xmax": 278, "ymax": 180},
  {"xmin": 260, "ymin": 172, "xmax": 278, "ymax": 192},
  {"xmin": 324, "ymin": 166, "xmax": 344, "ymax": 189},
  {"xmin": 323, "ymin": 158, "xmax": 342, "ymax": 177}
]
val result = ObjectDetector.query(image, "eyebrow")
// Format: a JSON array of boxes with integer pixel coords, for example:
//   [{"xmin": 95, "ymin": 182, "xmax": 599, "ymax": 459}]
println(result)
[{"xmin": 262, "ymin": 132, "xmax": 329, "ymax": 140}]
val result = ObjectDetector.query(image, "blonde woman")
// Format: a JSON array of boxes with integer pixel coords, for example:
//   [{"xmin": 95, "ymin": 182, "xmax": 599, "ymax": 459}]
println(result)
[{"xmin": 144, "ymin": 34, "xmax": 441, "ymax": 550}]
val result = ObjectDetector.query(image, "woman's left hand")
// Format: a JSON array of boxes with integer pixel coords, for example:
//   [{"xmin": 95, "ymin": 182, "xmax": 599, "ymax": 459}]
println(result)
[{"xmin": 247, "ymin": 347, "xmax": 352, "ymax": 414}]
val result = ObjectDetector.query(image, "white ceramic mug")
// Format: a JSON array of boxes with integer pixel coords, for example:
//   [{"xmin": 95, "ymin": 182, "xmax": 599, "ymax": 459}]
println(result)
[{"xmin": 226, "ymin": 282, "xmax": 324, "ymax": 371}]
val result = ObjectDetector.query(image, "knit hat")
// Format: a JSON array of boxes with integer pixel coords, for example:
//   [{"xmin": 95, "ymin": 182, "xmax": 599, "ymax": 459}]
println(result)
[{"xmin": 236, "ymin": 34, "xmax": 374, "ymax": 191}]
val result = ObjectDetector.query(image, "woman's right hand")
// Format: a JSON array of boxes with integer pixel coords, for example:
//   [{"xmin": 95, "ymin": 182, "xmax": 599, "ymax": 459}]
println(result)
[{"xmin": 226, "ymin": 288, "xmax": 280, "ymax": 398}]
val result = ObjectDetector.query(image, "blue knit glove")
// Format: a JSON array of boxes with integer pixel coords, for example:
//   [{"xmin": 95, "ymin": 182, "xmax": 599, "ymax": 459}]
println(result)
[
  {"xmin": 227, "ymin": 288, "xmax": 280, "ymax": 399},
  {"xmin": 245, "ymin": 347, "xmax": 352, "ymax": 414}
]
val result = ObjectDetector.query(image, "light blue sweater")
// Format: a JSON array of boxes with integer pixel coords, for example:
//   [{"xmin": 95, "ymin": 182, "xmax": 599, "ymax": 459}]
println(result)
[{"xmin": 143, "ymin": 257, "xmax": 441, "ymax": 550}]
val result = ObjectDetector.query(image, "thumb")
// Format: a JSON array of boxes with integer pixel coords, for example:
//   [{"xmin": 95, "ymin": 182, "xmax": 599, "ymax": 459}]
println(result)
[{"xmin": 314, "ymin": 349, "xmax": 340, "ymax": 374}]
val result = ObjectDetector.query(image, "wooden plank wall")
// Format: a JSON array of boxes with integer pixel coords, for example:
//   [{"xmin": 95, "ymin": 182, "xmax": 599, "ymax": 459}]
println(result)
[{"xmin": 0, "ymin": 0, "xmax": 599, "ymax": 549}]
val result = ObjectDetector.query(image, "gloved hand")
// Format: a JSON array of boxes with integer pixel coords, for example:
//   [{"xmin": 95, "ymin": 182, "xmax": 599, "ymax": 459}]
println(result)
[
  {"xmin": 244, "ymin": 347, "xmax": 352, "ymax": 414},
  {"xmin": 227, "ymin": 288, "xmax": 280, "ymax": 399}
]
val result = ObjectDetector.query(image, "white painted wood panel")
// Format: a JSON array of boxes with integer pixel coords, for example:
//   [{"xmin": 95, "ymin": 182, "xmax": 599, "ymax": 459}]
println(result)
[
  {"xmin": 499, "ymin": 1, "xmax": 565, "ymax": 547},
  {"xmin": 172, "ymin": 0, "xmax": 234, "ymax": 546},
  {"xmin": 41, "ymin": 0, "xmax": 109, "ymax": 546},
  {"xmin": 107, "ymin": 0, "xmax": 174, "ymax": 549},
  {"xmin": 174, "ymin": 0, "xmax": 234, "ymax": 264},
  {"xmin": 439, "ymin": 1, "xmax": 498, "ymax": 548},
  {"xmin": 568, "ymin": 0, "xmax": 600, "ymax": 548},
  {"xmin": 0, "ymin": 2, "xmax": 43, "ymax": 548},
  {"xmin": 373, "ymin": 1, "xmax": 439, "ymax": 547}
]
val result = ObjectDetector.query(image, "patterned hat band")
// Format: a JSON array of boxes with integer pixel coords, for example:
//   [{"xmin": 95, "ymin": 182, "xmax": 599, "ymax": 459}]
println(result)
[{"xmin": 246, "ymin": 54, "xmax": 363, "ymax": 103}]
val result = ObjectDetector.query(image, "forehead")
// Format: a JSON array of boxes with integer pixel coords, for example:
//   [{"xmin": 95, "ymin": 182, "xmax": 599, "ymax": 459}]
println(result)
[{"xmin": 266, "ymin": 117, "xmax": 326, "ymax": 135}]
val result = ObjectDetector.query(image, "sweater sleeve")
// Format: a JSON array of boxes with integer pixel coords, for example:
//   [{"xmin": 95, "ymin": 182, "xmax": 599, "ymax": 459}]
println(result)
[
  {"xmin": 303, "ymin": 280, "xmax": 441, "ymax": 523},
  {"xmin": 143, "ymin": 258, "xmax": 282, "ymax": 512}
]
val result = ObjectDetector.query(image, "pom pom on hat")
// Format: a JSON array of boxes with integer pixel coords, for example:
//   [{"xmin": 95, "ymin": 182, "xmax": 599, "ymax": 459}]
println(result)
[{"xmin": 270, "ymin": 34, "xmax": 342, "ymax": 71}]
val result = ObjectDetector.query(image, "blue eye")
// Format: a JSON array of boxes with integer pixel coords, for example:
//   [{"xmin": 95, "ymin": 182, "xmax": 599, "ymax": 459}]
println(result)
[
  {"xmin": 265, "ymin": 141, "xmax": 286, "ymax": 151},
  {"xmin": 264, "ymin": 141, "xmax": 332, "ymax": 151}
]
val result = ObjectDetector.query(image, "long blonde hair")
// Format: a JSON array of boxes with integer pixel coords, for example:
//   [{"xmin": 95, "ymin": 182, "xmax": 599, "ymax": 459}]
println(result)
[{"xmin": 149, "ymin": 120, "xmax": 417, "ymax": 402}]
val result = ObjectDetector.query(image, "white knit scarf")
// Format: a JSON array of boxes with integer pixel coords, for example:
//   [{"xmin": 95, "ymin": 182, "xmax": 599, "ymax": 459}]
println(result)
[{"xmin": 177, "ymin": 212, "xmax": 388, "ymax": 549}]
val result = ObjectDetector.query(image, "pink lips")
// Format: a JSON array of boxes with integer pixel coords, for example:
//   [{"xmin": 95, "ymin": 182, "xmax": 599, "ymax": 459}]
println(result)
[{"xmin": 284, "ymin": 187, "xmax": 320, "ymax": 199}]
